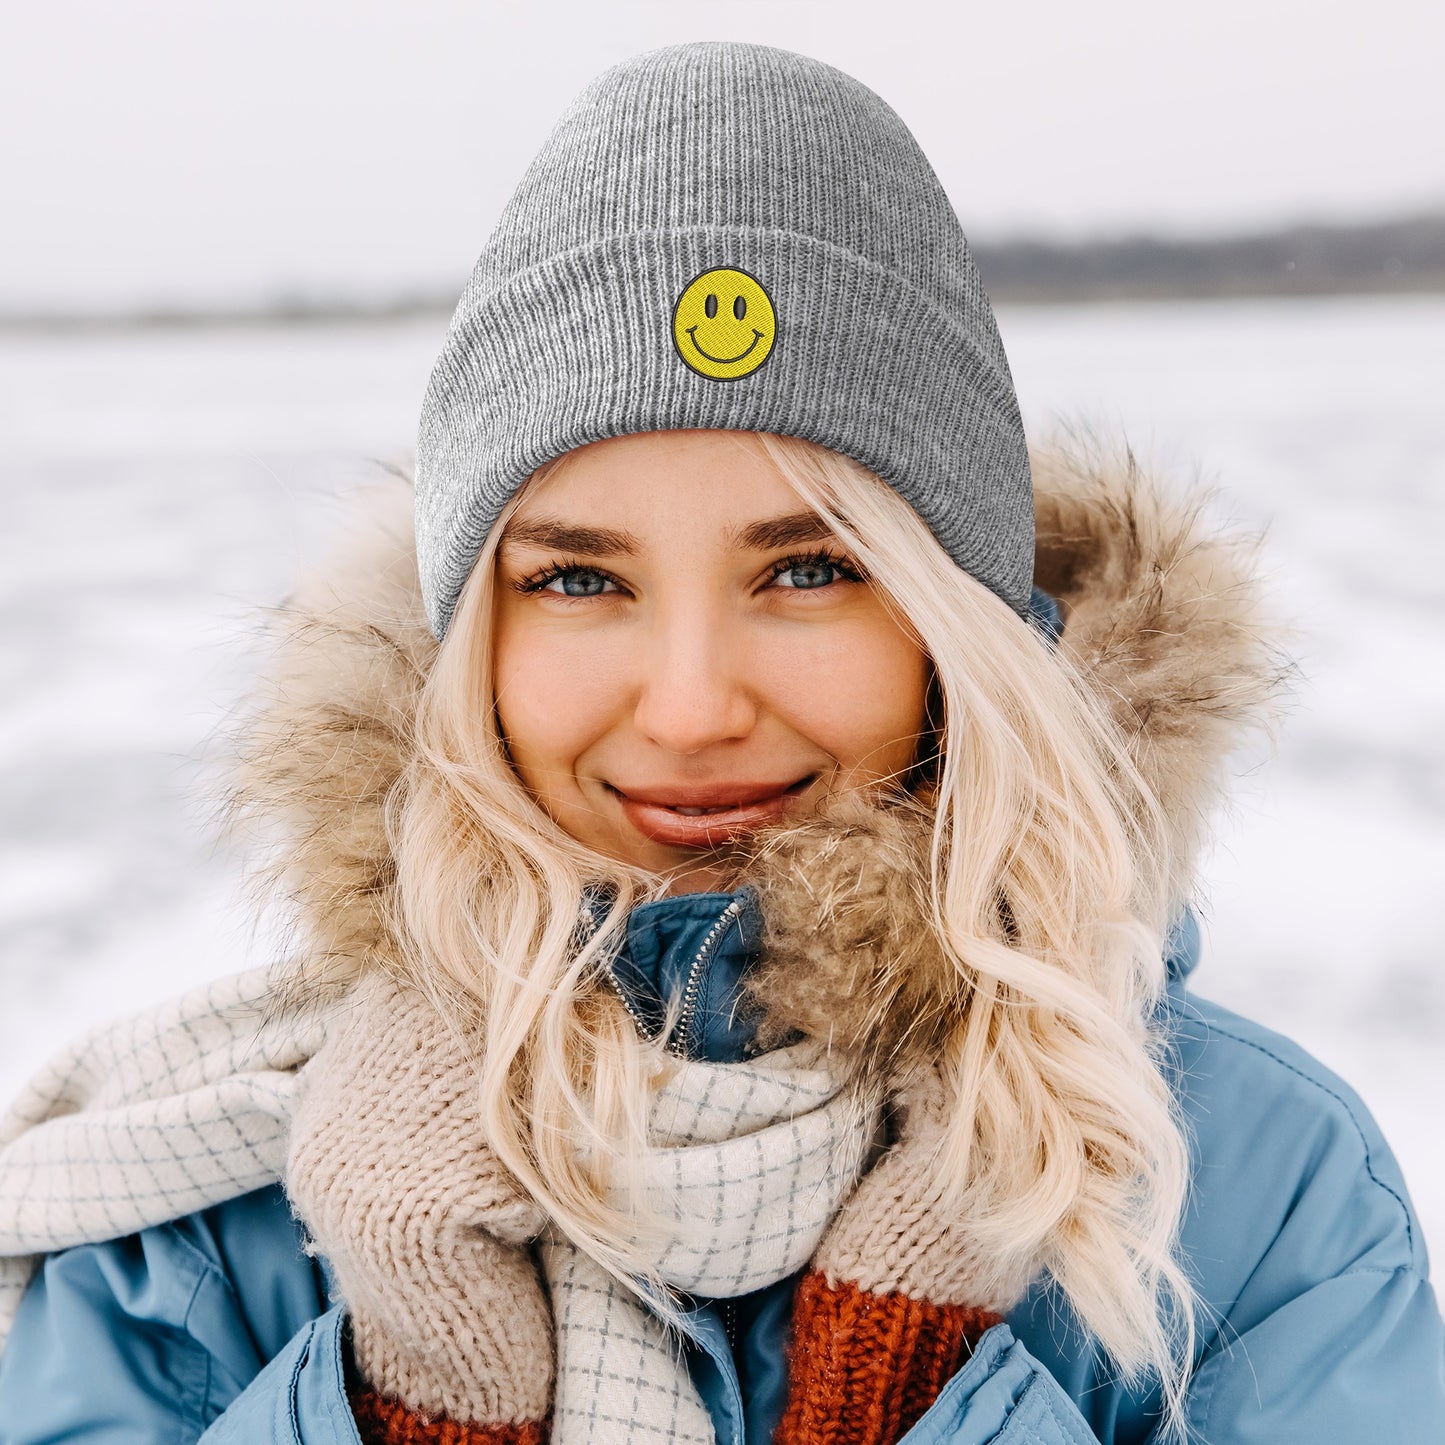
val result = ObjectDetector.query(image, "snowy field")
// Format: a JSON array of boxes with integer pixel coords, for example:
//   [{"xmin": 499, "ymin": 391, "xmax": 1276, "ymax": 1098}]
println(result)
[{"xmin": 1, "ymin": 295, "xmax": 1442, "ymax": 1262}]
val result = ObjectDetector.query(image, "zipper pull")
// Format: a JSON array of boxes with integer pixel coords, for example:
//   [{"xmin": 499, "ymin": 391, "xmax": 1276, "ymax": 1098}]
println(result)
[{"xmin": 721, "ymin": 1297, "xmax": 739, "ymax": 1351}]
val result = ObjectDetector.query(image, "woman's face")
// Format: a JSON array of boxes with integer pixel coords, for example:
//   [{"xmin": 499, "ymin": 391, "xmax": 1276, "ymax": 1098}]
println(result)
[{"xmin": 492, "ymin": 430, "xmax": 931, "ymax": 892}]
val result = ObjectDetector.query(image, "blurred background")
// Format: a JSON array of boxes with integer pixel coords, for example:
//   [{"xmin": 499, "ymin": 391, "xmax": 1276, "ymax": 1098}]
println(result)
[{"xmin": 2, "ymin": 0, "xmax": 1443, "ymax": 1259}]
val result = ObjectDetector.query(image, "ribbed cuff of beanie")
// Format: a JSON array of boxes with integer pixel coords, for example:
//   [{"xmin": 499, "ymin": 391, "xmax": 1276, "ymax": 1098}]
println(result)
[
  {"xmin": 774, "ymin": 1272, "xmax": 1002, "ymax": 1445},
  {"xmin": 348, "ymin": 1389, "xmax": 548, "ymax": 1445},
  {"xmin": 416, "ymin": 224, "xmax": 1034, "ymax": 639}
]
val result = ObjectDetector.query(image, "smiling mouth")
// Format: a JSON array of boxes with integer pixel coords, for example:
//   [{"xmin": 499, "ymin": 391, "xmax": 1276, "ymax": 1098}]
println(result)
[
  {"xmin": 685, "ymin": 327, "xmax": 765, "ymax": 365},
  {"xmin": 610, "ymin": 777, "xmax": 814, "ymax": 848}
]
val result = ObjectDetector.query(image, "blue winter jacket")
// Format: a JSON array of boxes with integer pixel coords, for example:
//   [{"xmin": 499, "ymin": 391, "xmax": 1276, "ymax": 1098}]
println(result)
[{"xmin": 1, "ymin": 894, "xmax": 1442, "ymax": 1443}]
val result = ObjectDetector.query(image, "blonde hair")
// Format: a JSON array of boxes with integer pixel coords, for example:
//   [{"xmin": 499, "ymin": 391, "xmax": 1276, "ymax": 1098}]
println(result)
[{"xmin": 387, "ymin": 433, "xmax": 1197, "ymax": 1435}]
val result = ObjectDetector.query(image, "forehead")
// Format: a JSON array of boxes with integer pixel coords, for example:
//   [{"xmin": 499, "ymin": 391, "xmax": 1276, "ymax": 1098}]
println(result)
[{"xmin": 507, "ymin": 430, "xmax": 804, "ymax": 532}]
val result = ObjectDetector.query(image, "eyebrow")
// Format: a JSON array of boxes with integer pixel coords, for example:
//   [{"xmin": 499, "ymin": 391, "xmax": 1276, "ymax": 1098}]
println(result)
[
  {"xmin": 499, "ymin": 509, "xmax": 839, "ymax": 558},
  {"xmin": 729, "ymin": 511, "xmax": 838, "ymax": 551},
  {"xmin": 498, "ymin": 519, "xmax": 642, "ymax": 556}
]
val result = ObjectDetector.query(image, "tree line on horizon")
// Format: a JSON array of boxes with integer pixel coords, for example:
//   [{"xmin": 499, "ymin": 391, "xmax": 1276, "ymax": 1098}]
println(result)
[
  {"xmin": 973, "ymin": 210, "xmax": 1445, "ymax": 302},
  {"xmin": 5, "ymin": 211, "xmax": 1444, "ymax": 329}
]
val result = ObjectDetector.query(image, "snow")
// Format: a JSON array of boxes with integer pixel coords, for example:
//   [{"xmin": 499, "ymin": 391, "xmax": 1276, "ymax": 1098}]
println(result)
[{"xmin": 1, "ymin": 296, "xmax": 1441, "ymax": 1261}]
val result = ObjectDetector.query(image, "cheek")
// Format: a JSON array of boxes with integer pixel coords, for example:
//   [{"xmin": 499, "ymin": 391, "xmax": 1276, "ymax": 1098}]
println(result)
[
  {"xmin": 491, "ymin": 621, "xmax": 628, "ymax": 784},
  {"xmin": 761, "ymin": 620, "xmax": 931, "ymax": 767}
]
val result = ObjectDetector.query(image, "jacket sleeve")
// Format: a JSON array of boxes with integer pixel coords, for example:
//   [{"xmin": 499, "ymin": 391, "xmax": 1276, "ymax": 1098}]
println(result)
[
  {"xmin": 901, "ymin": 1006, "xmax": 1445, "ymax": 1444},
  {"xmin": 0, "ymin": 1185, "xmax": 359, "ymax": 1445},
  {"xmin": 1180, "ymin": 1264, "xmax": 1444, "ymax": 1440},
  {"xmin": 902, "ymin": 1264, "xmax": 1445, "ymax": 1444},
  {"xmin": 898, "ymin": 1324, "xmax": 1101, "ymax": 1444},
  {"xmin": 196, "ymin": 1305, "xmax": 362, "ymax": 1445},
  {"xmin": 1159, "ymin": 1010, "xmax": 1445, "ymax": 1442}
]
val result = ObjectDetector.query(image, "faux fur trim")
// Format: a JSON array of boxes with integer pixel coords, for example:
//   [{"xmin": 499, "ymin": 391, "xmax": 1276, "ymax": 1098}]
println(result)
[
  {"xmin": 737, "ymin": 792, "xmax": 952, "ymax": 1061},
  {"xmin": 227, "ymin": 486, "xmax": 437, "ymax": 995},
  {"xmin": 227, "ymin": 432, "xmax": 1287, "ymax": 995},
  {"xmin": 1032, "ymin": 429, "xmax": 1288, "ymax": 895}
]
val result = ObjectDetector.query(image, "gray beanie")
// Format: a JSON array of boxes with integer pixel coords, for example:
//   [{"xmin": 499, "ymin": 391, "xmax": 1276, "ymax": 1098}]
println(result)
[{"xmin": 415, "ymin": 41, "xmax": 1032, "ymax": 639}]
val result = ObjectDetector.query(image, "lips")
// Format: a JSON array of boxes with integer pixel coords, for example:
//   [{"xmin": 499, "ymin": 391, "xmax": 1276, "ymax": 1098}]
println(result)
[{"xmin": 611, "ymin": 777, "xmax": 812, "ymax": 848}]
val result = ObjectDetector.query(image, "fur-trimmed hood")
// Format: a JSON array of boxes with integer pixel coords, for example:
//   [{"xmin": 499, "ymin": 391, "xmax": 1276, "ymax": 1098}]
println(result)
[{"xmin": 228, "ymin": 431, "xmax": 1286, "ymax": 997}]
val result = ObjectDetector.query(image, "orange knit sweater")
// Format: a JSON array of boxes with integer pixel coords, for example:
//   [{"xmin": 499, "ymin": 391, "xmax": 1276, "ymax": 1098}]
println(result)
[{"xmin": 349, "ymin": 1270, "xmax": 1000, "ymax": 1445}]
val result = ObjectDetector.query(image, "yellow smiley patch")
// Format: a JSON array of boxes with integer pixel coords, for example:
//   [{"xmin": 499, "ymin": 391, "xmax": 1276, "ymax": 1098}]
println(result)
[{"xmin": 672, "ymin": 268, "xmax": 776, "ymax": 380}]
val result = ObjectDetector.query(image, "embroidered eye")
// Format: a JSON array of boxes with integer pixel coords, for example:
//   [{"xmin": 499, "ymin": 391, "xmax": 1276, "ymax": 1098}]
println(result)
[
  {"xmin": 733, "ymin": 295, "xmax": 747, "ymax": 320},
  {"xmin": 705, "ymin": 293, "xmax": 718, "ymax": 319}
]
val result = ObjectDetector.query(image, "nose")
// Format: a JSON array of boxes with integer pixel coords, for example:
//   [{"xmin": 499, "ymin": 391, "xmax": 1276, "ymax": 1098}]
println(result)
[{"xmin": 631, "ymin": 609, "xmax": 758, "ymax": 755}]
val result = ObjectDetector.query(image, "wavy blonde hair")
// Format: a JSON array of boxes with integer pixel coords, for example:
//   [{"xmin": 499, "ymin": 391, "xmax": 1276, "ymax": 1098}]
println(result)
[{"xmin": 387, "ymin": 433, "xmax": 1197, "ymax": 1436}]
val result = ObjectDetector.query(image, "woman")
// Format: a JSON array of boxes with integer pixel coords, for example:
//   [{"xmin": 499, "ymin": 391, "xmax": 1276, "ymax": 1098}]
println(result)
[{"xmin": 0, "ymin": 41, "xmax": 1440, "ymax": 1445}]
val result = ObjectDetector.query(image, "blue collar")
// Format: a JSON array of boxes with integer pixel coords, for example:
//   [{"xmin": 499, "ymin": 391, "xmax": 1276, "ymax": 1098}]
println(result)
[
  {"xmin": 1164, "ymin": 904, "xmax": 1201, "ymax": 986},
  {"xmin": 595, "ymin": 888, "xmax": 765, "ymax": 1064},
  {"xmin": 592, "ymin": 885, "xmax": 1199, "ymax": 1064}
]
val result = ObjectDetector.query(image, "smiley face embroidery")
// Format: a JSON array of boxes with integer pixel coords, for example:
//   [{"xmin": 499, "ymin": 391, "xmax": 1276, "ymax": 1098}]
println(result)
[{"xmin": 672, "ymin": 268, "xmax": 777, "ymax": 380}]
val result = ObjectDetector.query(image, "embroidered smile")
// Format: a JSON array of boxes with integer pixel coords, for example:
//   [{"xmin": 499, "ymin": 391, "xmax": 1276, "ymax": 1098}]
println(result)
[{"xmin": 685, "ymin": 327, "xmax": 765, "ymax": 365}]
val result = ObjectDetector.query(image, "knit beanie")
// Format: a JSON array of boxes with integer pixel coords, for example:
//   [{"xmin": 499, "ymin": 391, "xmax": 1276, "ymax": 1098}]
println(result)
[{"xmin": 415, "ymin": 41, "xmax": 1033, "ymax": 640}]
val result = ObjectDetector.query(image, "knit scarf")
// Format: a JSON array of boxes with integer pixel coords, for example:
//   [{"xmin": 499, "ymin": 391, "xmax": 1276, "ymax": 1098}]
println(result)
[
  {"xmin": 0, "ymin": 969, "xmax": 321, "ymax": 1347},
  {"xmin": 0, "ymin": 967, "xmax": 879, "ymax": 1445},
  {"xmin": 542, "ymin": 1044, "xmax": 878, "ymax": 1444}
]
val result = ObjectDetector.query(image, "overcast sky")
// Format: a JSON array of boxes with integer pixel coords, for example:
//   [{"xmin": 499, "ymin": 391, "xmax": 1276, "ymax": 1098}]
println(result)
[{"xmin": 3, "ymin": 0, "xmax": 1442, "ymax": 315}]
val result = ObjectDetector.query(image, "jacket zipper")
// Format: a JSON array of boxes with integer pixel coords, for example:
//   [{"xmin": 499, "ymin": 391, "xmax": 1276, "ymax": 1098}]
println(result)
[
  {"xmin": 721, "ymin": 1297, "xmax": 739, "ymax": 1351},
  {"xmin": 584, "ymin": 906, "xmax": 663, "ymax": 1045},
  {"xmin": 595, "ymin": 896, "xmax": 746, "ymax": 1059},
  {"xmin": 605, "ymin": 971, "xmax": 663, "ymax": 1044},
  {"xmin": 670, "ymin": 896, "xmax": 745, "ymax": 1060}
]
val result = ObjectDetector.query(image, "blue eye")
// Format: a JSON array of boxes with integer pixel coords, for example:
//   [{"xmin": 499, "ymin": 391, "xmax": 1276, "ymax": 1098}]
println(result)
[
  {"xmin": 538, "ymin": 568, "xmax": 615, "ymax": 597},
  {"xmin": 774, "ymin": 559, "xmax": 843, "ymax": 589}
]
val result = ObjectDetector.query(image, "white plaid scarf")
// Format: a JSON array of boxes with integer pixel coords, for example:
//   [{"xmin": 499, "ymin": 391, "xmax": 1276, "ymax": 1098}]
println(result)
[
  {"xmin": 543, "ymin": 1046, "xmax": 876, "ymax": 1444},
  {"xmin": 0, "ymin": 969, "xmax": 319, "ymax": 1347},
  {"xmin": 0, "ymin": 970, "xmax": 877, "ymax": 1443}
]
